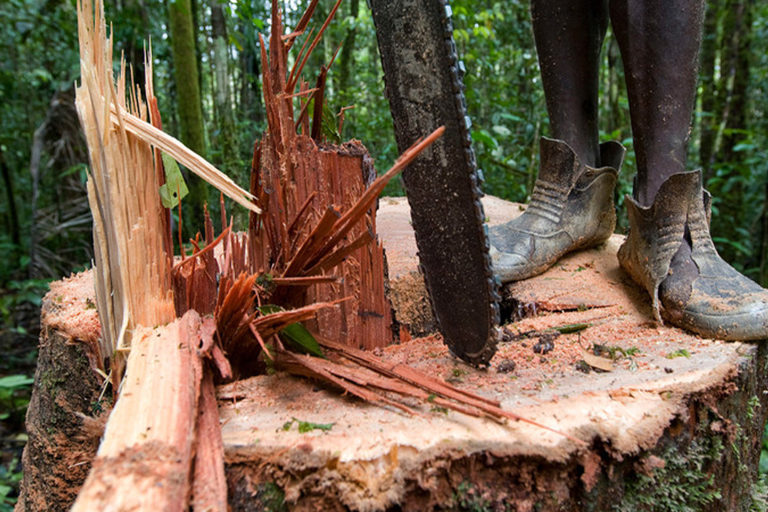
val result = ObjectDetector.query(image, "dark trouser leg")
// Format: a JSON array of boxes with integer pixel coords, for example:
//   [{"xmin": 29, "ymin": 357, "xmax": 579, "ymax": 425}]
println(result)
[
  {"xmin": 614, "ymin": 0, "xmax": 768, "ymax": 340},
  {"xmin": 531, "ymin": 0, "xmax": 608, "ymax": 167},
  {"xmin": 609, "ymin": 0, "xmax": 705, "ymax": 206},
  {"xmin": 490, "ymin": 0, "xmax": 623, "ymax": 284}
]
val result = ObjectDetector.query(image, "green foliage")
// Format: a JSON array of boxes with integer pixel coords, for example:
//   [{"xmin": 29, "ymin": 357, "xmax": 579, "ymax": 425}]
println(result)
[
  {"xmin": 0, "ymin": 375, "xmax": 33, "ymax": 423},
  {"xmin": 0, "ymin": 374, "xmax": 32, "ymax": 510},
  {"xmin": 453, "ymin": 1, "xmax": 543, "ymax": 203},
  {"xmin": 282, "ymin": 417, "xmax": 334, "ymax": 433},
  {"xmin": 666, "ymin": 349, "xmax": 692, "ymax": 359},
  {"xmin": 0, "ymin": 279, "xmax": 49, "ymax": 328},
  {"xmin": 257, "ymin": 305, "xmax": 325, "ymax": 358},
  {"xmin": 0, "ymin": 458, "xmax": 23, "ymax": 512},
  {"xmin": 592, "ymin": 344, "xmax": 641, "ymax": 360},
  {"xmin": 553, "ymin": 322, "xmax": 591, "ymax": 334}
]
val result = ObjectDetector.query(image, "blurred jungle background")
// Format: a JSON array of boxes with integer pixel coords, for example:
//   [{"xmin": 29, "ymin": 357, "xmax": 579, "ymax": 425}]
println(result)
[{"xmin": 1, "ymin": 0, "xmax": 767, "ymax": 508}]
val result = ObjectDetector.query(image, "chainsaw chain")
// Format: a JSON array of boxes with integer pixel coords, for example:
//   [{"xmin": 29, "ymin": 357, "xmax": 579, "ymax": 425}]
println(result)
[{"xmin": 429, "ymin": 0, "xmax": 501, "ymax": 362}]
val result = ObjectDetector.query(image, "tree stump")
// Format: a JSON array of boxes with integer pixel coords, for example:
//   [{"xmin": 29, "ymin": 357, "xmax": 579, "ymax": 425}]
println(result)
[
  {"xmin": 15, "ymin": 273, "xmax": 103, "ymax": 512},
  {"xmin": 17, "ymin": 196, "xmax": 768, "ymax": 511},
  {"xmin": 222, "ymin": 196, "xmax": 768, "ymax": 511}
]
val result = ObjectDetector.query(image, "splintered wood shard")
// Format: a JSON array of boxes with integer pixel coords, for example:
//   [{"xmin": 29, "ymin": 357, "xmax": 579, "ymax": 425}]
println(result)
[
  {"xmin": 250, "ymin": 1, "xmax": 402, "ymax": 349},
  {"xmin": 71, "ymin": 311, "xmax": 205, "ymax": 511},
  {"xmin": 308, "ymin": 337, "xmax": 585, "ymax": 444},
  {"xmin": 192, "ymin": 369, "xmax": 227, "ymax": 512},
  {"xmin": 75, "ymin": 0, "xmax": 175, "ymax": 375},
  {"xmin": 107, "ymin": 106, "xmax": 258, "ymax": 213}
]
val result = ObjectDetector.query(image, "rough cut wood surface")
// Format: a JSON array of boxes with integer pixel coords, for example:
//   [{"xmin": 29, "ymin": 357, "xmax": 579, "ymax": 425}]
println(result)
[
  {"xmin": 254, "ymin": 134, "xmax": 392, "ymax": 350},
  {"xmin": 378, "ymin": 196, "xmax": 521, "ymax": 336}
]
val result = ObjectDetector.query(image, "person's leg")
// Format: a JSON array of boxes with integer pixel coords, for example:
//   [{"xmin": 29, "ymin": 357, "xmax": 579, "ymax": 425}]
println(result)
[
  {"xmin": 613, "ymin": 0, "xmax": 768, "ymax": 340},
  {"xmin": 531, "ymin": 0, "xmax": 608, "ymax": 167},
  {"xmin": 490, "ymin": 0, "xmax": 625, "ymax": 284},
  {"xmin": 609, "ymin": 0, "xmax": 704, "ymax": 206}
]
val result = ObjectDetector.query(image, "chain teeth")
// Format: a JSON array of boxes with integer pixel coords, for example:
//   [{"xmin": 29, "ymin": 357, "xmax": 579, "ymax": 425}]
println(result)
[
  {"xmin": 431, "ymin": 0, "xmax": 499, "ymax": 365},
  {"xmin": 369, "ymin": 0, "xmax": 500, "ymax": 366}
]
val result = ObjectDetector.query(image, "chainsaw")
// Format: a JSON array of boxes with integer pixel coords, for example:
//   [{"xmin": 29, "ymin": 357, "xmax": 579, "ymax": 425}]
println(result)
[{"xmin": 370, "ymin": 0, "xmax": 500, "ymax": 365}]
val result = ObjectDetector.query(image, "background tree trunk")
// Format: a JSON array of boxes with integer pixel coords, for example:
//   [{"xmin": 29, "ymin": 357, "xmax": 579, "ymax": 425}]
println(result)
[
  {"xmin": 168, "ymin": 0, "xmax": 207, "ymax": 219},
  {"xmin": 210, "ymin": 0, "xmax": 238, "ymax": 178},
  {"xmin": 709, "ymin": 0, "xmax": 753, "ymax": 264},
  {"xmin": 335, "ymin": 0, "xmax": 360, "ymax": 111},
  {"xmin": 0, "ymin": 147, "xmax": 20, "ymax": 249}
]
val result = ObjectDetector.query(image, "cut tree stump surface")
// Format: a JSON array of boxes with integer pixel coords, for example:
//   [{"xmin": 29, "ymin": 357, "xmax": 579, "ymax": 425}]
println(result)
[
  {"xmin": 220, "ymin": 197, "xmax": 767, "ymax": 510},
  {"xmin": 21, "ymin": 196, "xmax": 768, "ymax": 511}
]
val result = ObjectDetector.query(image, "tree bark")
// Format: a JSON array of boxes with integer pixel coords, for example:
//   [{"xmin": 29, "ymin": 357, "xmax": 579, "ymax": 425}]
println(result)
[
  {"xmin": 335, "ymin": 0, "xmax": 360, "ymax": 111},
  {"xmin": 15, "ymin": 275, "xmax": 104, "ymax": 512},
  {"xmin": 210, "ymin": 0, "xmax": 238, "ymax": 176},
  {"xmin": 0, "ymin": 146, "xmax": 20, "ymax": 248},
  {"xmin": 168, "ymin": 0, "xmax": 208, "ymax": 217}
]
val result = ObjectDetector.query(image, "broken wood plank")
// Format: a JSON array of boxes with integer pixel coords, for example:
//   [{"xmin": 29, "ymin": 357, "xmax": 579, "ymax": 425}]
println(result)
[
  {"xmin": 71, "ymin": 311, "xmax": 204, "ymax": 512},
  {"xmin": 192, "ymin": 369, "xmax": 227, "ymax": 512}
]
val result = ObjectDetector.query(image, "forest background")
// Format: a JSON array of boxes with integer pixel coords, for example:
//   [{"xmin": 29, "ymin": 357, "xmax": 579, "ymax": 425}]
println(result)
[{"xmin": 0, "ymin": 0, "xmax": 766, "ymax": 508}]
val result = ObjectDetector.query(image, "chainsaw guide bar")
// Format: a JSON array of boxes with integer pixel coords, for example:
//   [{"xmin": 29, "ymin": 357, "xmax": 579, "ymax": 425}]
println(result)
[{"xmin": 371, "ymin": 0, "xmax": 500, "ymax": 365}]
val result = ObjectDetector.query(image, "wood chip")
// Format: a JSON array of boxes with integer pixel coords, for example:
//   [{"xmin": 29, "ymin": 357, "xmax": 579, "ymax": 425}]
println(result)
[{"xmin": 580, "ymin": 350, "xmax": 614, "ymax": 372}]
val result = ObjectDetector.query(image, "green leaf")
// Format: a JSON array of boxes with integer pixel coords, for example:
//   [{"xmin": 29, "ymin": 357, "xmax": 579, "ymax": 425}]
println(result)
[
  {"xmin": 159, "ymin": 152, "xmax": 189, "ymax": 208},
  {"xmin": 297, "ymin": 420, "xmax": 333, "ymax": 433},
  {"xmin": 228, "ymin": 33, "xmax": 243, "ymax": 52},
  {"xmin": 491, "ymin": 125, "xmax": 511, "ymax": 137},
  {"xmin": 0, "ymin": 375, "xmax": 33, "ymax": 389},
  {"xmin": 471, "ymin": 129, "xmax": 498, "ymax": 149},
  {"xmin": 666, "ymin": 349, "xmax": 691, "ymax": 359},
  {"xmin": 281, "ymin": 417, "xmax": 334, "ymax": 433},
  {"xmin": 280, "ymin": 322, "xmax": 325, "ymax": 358},
  {"xmin": 553, "ymin": 322, "xmax": 591, "ymax": 334},
  {"xmin": 258, "ymin": 305, "xmax": 325, "ymax": 358}
]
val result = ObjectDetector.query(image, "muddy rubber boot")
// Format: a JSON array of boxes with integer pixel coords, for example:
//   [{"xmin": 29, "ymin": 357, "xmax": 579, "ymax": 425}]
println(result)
[
  {"xmin": 489, "ymin": 137, "xmax": 625, "ymax": 283},
  {"xmin": 618, "ymin": 170, "xmax": 768, "ymax": 340}
]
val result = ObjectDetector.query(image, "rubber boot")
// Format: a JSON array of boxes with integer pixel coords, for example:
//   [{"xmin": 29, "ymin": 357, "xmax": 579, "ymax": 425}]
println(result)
[
  {"xmin": 618, "ymin": 170, "xmax": 768, "ymax": 340},
  {"xmin": 490, "ymin": 137, "xmax": 625, "ymax": 283}
]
